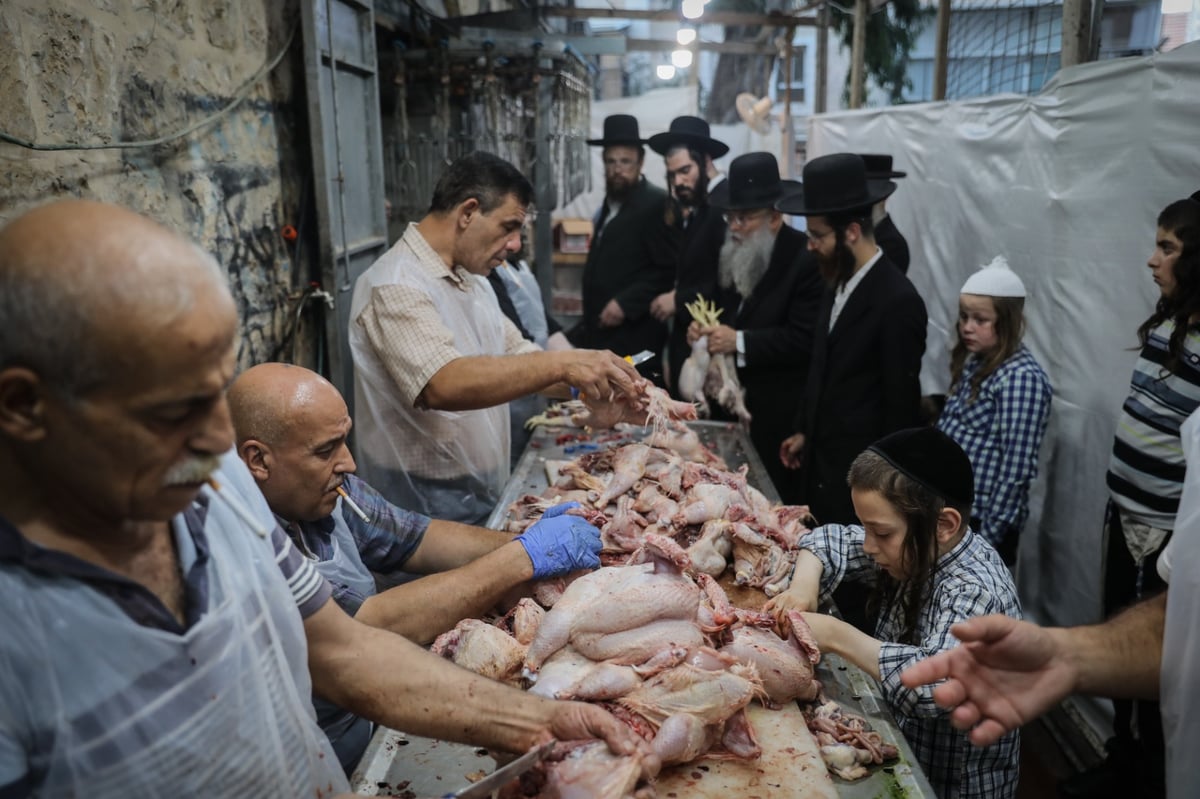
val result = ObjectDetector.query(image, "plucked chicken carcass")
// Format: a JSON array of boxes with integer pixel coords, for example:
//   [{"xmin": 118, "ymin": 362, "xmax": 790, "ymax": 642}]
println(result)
[
  {"xmin": 431, "ymin": 618, "xmax": 527, "ymax": 684},
  {"xmin": 719, "ymin": 609, "xmax": 821, "ymax": 707}
]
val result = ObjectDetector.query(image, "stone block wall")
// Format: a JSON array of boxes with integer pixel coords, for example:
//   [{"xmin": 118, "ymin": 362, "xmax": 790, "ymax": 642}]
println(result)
[{"xmin": 0, "ymin": 0, "xmax": 316, "ymax": 369}]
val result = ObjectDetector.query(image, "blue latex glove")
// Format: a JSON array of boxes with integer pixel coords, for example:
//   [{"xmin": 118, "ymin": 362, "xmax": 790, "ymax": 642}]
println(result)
[
  {"xmin": 541, "ymin": 501, "xmax": 581, "ymax": 519},
  {"xmin": 516, "ymin": 505, "xmax": 601, "ymax": 579}
]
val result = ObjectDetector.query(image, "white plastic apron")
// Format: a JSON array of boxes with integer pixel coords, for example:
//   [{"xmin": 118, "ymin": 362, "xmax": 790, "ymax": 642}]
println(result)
[
  {"xmin": 0, "ymin": 457, "xmax": 346, "ymax": 797},
  {"xmin": 350, "ymin": 228, "xmax": 511, "ymax": 523},
  {"xmin": 1161, "ymin": 410, "xmax": 1200, "ymax": 799},
  {"xmin": 494, "ymin": 260, "xmax": 550, "ymax": 463}
]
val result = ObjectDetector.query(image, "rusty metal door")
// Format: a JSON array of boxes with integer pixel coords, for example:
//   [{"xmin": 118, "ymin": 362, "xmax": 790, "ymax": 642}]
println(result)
[{"xmin": 300, "ymin": 0, "xmax": 388, "ymax": 415}]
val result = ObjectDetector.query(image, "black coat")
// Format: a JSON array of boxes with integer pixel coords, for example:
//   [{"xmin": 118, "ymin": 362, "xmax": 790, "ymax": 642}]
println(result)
[
  {"xmin": 667, "ymin": 204, "xmax": 727, "ymax": 394},
  {"xmin": 874, "ymin": 214, "xmax": 910, "ymax": 274},
  {"xmin": 724, "ymin": 225, "xmax": 824, "ymax": 500},
  {"xmin": 796, "ymin": 256, "xmax": 927, "ymax": 524},
  {"xmin": 572, "ymin": 178, "xmax": 679, "ymax": 360}
]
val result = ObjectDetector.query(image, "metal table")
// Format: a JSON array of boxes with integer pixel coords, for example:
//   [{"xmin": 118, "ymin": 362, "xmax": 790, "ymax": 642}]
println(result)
[{"xmin": 351, "ymin": 422, "xmax": 936, "ymax": 798}]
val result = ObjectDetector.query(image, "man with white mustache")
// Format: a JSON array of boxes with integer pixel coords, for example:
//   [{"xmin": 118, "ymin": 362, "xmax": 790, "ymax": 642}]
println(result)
[
  {"xmin": 687, "ymin": 152, "xmax": 824, "ymax": 501},
  {"xmin": 228, "ymin": 362, "xmax": 603, "ymax": 773}
]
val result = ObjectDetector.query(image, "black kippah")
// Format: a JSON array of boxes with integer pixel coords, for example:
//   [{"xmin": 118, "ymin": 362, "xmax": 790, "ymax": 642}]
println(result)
[{"xmin": 868, "ymin": 427, "xmax": 975, "ymax": 508}]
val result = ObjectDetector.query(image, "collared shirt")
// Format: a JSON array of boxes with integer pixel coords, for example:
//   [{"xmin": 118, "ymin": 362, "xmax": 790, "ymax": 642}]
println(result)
[
  {"xmin": 275, "ymin": 474, "xmax": 430, "ymax": 616},
  {"xmin": 1107, "ymin": 320, "xmax": 1200, "ymax": 530},
  {"xmin": 0, "ymin": 494, "xmax": 330, "ymax": 633},
  {"xmin": 937, "ymin": 345, "xmax": 1053, "ymax": 546},
  {"xmin": 357, "ymin": 224, "xmax": 538, "ymax": 411},
  {"xmin": 829, "ymin": 246, "xmax": 883, "ymax": 331},
  {"xmin": 801, "ymin": 524, "xmax": 1022, "ymax": 799}
]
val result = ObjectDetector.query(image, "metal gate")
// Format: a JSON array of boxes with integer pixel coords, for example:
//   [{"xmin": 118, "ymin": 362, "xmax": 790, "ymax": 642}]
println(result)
[{"xmin": 300, "ymin": 0, "xmax": 388, "ymax": 414}]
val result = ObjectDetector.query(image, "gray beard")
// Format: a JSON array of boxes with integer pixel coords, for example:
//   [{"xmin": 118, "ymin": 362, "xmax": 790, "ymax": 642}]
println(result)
[{"xmin": 718, "ymin": 225, "xmax": 775, "ymax": 300}]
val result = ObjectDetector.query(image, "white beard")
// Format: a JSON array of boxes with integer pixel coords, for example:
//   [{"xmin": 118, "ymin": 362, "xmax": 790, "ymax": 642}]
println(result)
[{"xmin": 718, "ymin": 225, "xmax": 775, "ymax": 300}]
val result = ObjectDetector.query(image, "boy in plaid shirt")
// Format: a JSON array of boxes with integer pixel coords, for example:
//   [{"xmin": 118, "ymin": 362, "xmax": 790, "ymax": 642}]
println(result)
[{"xmin": 767, "ymin": 427, "xmax": 1021, "ymax": 798}]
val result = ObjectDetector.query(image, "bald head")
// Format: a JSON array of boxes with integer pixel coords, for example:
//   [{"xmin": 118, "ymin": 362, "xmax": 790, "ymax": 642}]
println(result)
[
  {"xmin": 229, "ymin": 363, "xmax": 345, "ymax": 447},
  {"xmin": 229, "ymin": 363, "xmax": 356, "ymax": 522},
  {"xmin": 0, "ymin": 200, "xmax": 233, "ymax": 397}
]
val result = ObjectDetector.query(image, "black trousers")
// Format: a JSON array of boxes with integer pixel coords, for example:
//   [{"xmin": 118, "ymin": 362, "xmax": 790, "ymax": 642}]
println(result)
[{"xmin": 1101, "ymin": 501, "xmax": 1168, "ymax": 795}]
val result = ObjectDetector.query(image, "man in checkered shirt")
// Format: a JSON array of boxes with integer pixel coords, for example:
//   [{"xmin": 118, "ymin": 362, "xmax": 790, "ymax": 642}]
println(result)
[{"xmin": 766, "ymin": 427, "xmax": 1022, "ymax": 798}]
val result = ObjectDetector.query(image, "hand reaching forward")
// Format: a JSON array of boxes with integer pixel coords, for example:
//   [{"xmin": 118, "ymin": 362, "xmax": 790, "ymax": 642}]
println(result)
[
  {"xmin": 563, "ymin": 350, "xmax": 641, "ymax": 402},
  {"xmin": 900, "ymin": 614, "xmax": 1076, "ymax": 747},
  {"xmin": 545, "ymin": 701, "xmax": 662, "ymax": 781}
]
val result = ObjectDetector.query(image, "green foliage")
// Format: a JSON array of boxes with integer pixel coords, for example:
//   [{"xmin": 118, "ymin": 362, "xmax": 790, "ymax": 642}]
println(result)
[{"xmin": 834, "ymin": 0, "xmax": 933, "ymax": 104}]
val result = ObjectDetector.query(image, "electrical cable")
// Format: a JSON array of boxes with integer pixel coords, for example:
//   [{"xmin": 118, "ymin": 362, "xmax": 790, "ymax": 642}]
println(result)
[{"xmin": 0, "ymin": 22, "xmax": 298, "ymax": 152}]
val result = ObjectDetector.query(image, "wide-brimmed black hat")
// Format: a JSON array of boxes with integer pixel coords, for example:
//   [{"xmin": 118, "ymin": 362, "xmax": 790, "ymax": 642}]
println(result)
[
  {"xmin": 586, "ymin": 114, "xmax": 646, "ymax": 147},
  {"xmin": 868, "ymin": 427, "xmax": 974, "ymax": 508},
  {"xmin": 709, "ymin": 152, "xmax": 800, "ymax": 212},
  {"xmin": 859, "ymin": 153, "xmax": 907, "ymax": 179},
  {"xmin": 647, "ymin": 116, "xmax": 730, "ymax": 158},
  {"xmin": 775, "ymin": 153, "xmax": 896, "ymax": 216}
]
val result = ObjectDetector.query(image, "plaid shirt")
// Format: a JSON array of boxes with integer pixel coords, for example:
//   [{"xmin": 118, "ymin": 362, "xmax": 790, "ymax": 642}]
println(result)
[
  {"xmin": 274, "ymin": 474, "xmax": 431, "ymax": 612},
  {"xmin": 802, "ymin": 524, "xmax": 1023, "ymax": 799},
  {"xmin": 937, "ymin": 345, "xmax": 1052, "ymax": 546}
]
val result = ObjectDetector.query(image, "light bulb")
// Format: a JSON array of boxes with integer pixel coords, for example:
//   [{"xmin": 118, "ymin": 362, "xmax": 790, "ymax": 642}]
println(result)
[
  {"xmin": 681, "ymin": 0, "xmax": 705, "ymax": 20},
  {"xmin": 656, "ymin": 64, "xmax": 677, "ymax": 80},
  {"xmin": 671, "ymin": 49, "xmax": 693, "ymax": 68},
  {"xmin": 676, "ymin": 28, "xmax": 697, "ymax": 45}
]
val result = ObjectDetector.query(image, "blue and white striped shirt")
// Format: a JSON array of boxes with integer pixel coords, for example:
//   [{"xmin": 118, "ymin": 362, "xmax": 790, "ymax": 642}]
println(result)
[
  {"xmin": 937, "ymin": 345, "xmax": 1052, "ymax": 546},
  {"xmin": 801, "ymin": 523, "xmax": 1022, "ymax": 799},
  {"xmin": 1107, "ymin": 321, "xmax": 1200, "ymax": 529}
]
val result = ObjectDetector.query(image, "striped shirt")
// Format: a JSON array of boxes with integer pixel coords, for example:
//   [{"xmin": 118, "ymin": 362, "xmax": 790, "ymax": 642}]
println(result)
[
  {"xmin": 801, "ymin": 524, "xmax": 1022, "ymax": 799},
  {"xmin": 1107, "ymin": 321, "xmax": 1200, "ymax": 529},
  {"xmin": 937, "ymin": 345, "xmax": 1052, "ymax": 546}
]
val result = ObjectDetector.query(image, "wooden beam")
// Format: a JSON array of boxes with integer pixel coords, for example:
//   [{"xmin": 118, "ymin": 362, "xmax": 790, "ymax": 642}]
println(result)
[
  {"xmin": 849, "ymin": 0, "xmax": 867, "ymax": 108},
  {"xmin": 815, "ymin": 2, "xmax": 829, "ymax": 113},
  {"xmin": 541, "ymin": 6, "xmax": 820, "ymax": 28},
  {"xmin": 933, "ymin": 0, "xmax": 951, "ymax": 99},
  {"xmin": 625, "ymin": 38, "xmax": 779, "ymax": 55}
]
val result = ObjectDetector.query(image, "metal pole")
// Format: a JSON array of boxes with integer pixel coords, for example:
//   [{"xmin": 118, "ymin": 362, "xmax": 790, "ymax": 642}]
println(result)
[
  {"xmin": 533, "ymin": 56, "xmax": 557, "ymax": 307},
  {"xmin": 933, "ymin": 0, "xmax": 951, "ymax": 100},
  {"xmin": 849, "ymin": 0, "xmax": 867, "ymax": 108},
  {"xmin": 815, "ymin": 3, "xmax": 828, "ymax": 114}
]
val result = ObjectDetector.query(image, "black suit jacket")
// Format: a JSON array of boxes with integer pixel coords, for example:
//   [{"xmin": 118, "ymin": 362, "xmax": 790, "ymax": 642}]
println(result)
[
  {"xmin": 874, "ymin": 215, "xmax": 910, "ymax": 274},
  {"xmin": 573, "ymin": 178, "xmax": 679, "ymax": 359},
  {"xmin": 796, "ymin": 256, "xmax": 927, "ymax": 523},
  {"xmin": 667, "ymin": 204, "xmax": 727, "ymax": 394}
]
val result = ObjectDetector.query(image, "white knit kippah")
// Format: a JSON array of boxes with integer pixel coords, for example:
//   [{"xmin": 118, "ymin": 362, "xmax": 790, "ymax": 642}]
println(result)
[{"xmin": 961, "ymin": 255, "xmax": 1026, "ymax": 298}]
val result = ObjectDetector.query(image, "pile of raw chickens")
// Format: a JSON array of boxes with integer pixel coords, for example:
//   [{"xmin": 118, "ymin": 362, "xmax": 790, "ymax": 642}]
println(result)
[{"xmin": 431, "ymin": 418, "xmax": 898, "ymax": 797}]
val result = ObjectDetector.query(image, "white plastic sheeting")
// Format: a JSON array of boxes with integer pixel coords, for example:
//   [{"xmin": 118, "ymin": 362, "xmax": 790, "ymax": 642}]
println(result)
[{"xmin": 807, "ymin": 41, "xmax": 1200, "ymax": 631}]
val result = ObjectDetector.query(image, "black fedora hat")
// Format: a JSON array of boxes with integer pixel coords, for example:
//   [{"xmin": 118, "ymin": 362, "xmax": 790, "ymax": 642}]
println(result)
[
  {"xmin": 709, "ymin": 152, "xmax": 800, "ymax": 212},
  {"xmin": 647, "ymin": 116, "xmax": 730, "ymax": 158},
  {"xmin": 776, "ymin": 153, "xmax": 896, "ymax": 216},
  {"xmin": 859, "ymin": 153, "xmax": 907, "ymax": 180},
  {"xmin": 586, "ymin": 114, "xmax": 646, "ymax": 147}
]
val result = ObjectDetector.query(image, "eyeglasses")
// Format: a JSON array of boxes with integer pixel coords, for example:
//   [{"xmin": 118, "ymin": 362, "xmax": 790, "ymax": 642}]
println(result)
[
  {"xmin": 722, "ymin": 210, "xmax": 770, "ymax": 228},
  {"xmin": 805, "ymin": 228, "xmax": 834, "ymax": 245}
]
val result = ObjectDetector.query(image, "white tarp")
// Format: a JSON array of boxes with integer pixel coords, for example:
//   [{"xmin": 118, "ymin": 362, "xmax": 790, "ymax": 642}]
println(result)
[{"xmin": 808, "ymin": 41, "xmax": 1200, "ymax": 633}]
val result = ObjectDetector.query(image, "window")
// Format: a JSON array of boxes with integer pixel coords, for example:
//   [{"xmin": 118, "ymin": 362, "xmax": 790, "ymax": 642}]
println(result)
[{"xmin": 775, "ymin": 45, "xmax": 807, "ymax": 104}]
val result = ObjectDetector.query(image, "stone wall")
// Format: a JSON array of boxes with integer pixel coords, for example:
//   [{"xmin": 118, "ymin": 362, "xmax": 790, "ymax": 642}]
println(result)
[{"xmin": 0, "ymin": 0, "xmax": 316, "ymax": 368}]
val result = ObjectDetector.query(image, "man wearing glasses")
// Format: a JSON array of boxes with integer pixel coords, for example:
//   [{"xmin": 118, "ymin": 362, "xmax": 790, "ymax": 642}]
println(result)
[{"xmin": 686, "ymin": 152, "xmax": 824, "ymax": 501}]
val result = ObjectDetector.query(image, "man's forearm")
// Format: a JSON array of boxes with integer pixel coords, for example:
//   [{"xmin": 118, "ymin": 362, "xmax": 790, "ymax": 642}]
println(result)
[
  {"xmin": 357, "ymin": 541, "xmax": 534, "ymax": 645},
  {"xmin": 307, "ymin": 601, "xmax": 554, "ymax": 751},
  {"xmin": 405, "ymin": 519, "xmax": 513, "ymax": 573},
  {"xmin": 421, "ymin": 352, "xmax": 566, "ymax": 410},
  {"xmin": 1061, "ymin": 591, "xmax": 1166, "ymax": 700}
]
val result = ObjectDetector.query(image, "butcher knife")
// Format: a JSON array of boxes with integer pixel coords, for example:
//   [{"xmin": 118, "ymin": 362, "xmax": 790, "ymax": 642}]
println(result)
[{"xmin": 442, "ymin": 740, "xmax": 555, "ymax": 798}]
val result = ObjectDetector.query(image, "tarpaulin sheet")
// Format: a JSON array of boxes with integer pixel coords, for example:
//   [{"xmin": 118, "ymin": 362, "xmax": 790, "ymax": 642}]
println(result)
[{"xmin": 807, "ymin": 41, "xmax": 1200, "ymax": 634}]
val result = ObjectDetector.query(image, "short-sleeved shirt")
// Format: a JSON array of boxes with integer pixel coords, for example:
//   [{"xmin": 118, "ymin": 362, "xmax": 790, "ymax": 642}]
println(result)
[{"xmin": 801, "ymin": 523, "xmax": 1022, "ymax": 799}]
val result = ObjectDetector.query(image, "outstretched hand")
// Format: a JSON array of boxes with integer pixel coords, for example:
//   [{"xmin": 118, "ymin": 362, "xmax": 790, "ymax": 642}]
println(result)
[
  {"xmin": 545, "ymin": 701, "xmax": 662, "ymax": 781},
  {"xmin": 563, "ymin": 350, "xmax": 641, "ymax": 402},
  {"xmin": 900, "ymin": 614, "xmax": 1076, "ymax": 746}
]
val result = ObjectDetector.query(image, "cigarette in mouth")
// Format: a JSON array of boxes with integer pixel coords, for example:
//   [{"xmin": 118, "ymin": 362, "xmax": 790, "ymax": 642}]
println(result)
[
  {"xmin": 206, "ymin": 477, "xmax": 269, "ymax": 538},
  {"xmin": 337, "ymin": 486, "xmax": 371, "ymax": 522}
]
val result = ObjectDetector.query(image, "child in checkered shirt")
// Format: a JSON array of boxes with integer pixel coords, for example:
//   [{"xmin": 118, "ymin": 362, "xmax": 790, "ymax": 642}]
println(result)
[
  {"xmin": 935, "ymin": 256, "xmax": 1052, "ymax": 566},
  {"xmin": 766, "ymin": 427, "xmax": 1022, "ymax": 799}
]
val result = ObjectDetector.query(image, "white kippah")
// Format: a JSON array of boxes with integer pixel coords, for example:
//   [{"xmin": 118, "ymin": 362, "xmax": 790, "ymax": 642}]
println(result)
[{"xmin": 961, "ymin": 255, "xmax": 1026, "ymax": 298}]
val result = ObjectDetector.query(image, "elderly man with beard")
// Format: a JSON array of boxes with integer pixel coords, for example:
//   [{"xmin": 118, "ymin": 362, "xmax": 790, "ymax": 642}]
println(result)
[
  {"xmin": 684, "ymin": 152, "xmax": 824, "ymax": 500},
  {"xmin": 572, "ymin": 115, "xmax": 679, "ymax": 368},
  {"xmin": 646, "ymin": 116, "xmax": 730, "ymax": 396},
  {"xmin": 778, "ymin": 153, "xmax": 927, "ymax": 526}
]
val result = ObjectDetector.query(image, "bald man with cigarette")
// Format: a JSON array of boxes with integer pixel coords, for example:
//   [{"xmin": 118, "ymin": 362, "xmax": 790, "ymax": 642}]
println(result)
[{"xmin": 229, "ymin": 362, "xmax": 603, "ymax": 771}]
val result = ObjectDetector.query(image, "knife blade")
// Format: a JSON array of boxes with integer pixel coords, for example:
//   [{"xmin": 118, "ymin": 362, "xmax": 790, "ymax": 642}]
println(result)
[
  {"xmin": 624, "ymin": 349, "xmax": 655, "ymax": 367},
  {"xmin": 443, "ymin": 740, "xmax": 556, "ymax": 798}
]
